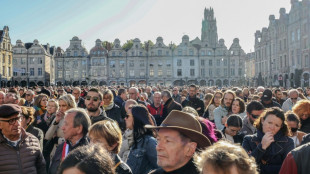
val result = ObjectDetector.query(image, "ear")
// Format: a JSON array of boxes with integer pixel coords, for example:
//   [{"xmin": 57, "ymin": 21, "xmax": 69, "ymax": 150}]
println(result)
[
  {"xmin": 185, "ymin": 142, "xmax": 197, "ymax": 157},
  {"xmin": 225, "ymin": 123, "xmax": 228, "ymax": 127},
  {"xmin": 77, "ymin": 125, "xmax": 83, "ymax": 135}
]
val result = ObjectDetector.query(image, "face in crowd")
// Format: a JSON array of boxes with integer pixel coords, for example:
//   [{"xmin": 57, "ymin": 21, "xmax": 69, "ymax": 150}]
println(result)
[
  {"xmin": 223, "ymin": 93, "xmax": 234, "ymax": 108},
  {"xmin": 85, "ymin": 91, "xmax": 101, "ymax": 112}
]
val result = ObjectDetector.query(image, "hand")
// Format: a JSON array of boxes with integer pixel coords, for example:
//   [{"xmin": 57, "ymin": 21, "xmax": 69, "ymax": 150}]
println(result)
[
  {"xmin": 261, "ymin": 132, "xmax": 274, "ymax": 150},
  {"xmin": 55, "ymin": 111, "xmax": 65, "ymax": 123}
]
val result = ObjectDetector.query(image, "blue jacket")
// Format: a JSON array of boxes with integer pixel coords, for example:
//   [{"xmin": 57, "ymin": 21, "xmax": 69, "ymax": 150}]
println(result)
[
  {"xmin": 242, "ymin": 130, "xmax": 294, "ymax": 174},
  {"xmin": 126, "ymin": 135, "xmax": 158, "ymax": 174}
]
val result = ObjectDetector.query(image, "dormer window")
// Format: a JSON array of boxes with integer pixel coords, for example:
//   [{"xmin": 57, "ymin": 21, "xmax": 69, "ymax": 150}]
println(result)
[
  {"xmin": 158, "ymin": 43, "xmax": 162, "ymax": 47},
  {"xmin": 135, "ymin": 45, "xmax": 138, "ymax": 49},
  {"xmin": 115, "ymin": 44, "xmax": 119, "ymax": 48}
]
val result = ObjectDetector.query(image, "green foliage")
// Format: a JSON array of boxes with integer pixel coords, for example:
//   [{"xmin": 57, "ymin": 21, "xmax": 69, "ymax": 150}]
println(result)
[
  {"xmin": 102, "ymin": 41, "xmax": 114, "ymax": 51},
  {"xmin": 122, "ymin": 40, "xmax": 133, "ymax": 51},
  {"xmin": 142, "ymin": 40, "xmax": 154, "ymax": 50}
]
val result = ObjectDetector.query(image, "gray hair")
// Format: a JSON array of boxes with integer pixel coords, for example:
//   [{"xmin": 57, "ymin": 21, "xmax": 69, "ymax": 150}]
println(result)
[
  {"xmin": 161, "ymin": 90, "xmax": 171, "ymax": 98},
  {"xmin": 288, "ymin": 89, "xmax": 298, "ymax": 96},
  {"xmin": 129, "ymin": 87, "xmax": 139, "ymax": 94},
  {"xmin": 59, "ymin": 94, "xmax": 77, "ymax": 109},
  {"xmin": 72, "ymin": 87, "xmax": 81, "ymax": 93},
  {"xmin": 66, "ymin": 108, "xmax": 91, "ymax": 136}
]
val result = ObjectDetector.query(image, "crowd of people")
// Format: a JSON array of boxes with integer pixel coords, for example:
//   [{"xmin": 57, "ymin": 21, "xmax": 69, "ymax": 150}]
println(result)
[{"xmin": 0, "ymin": 84, "xmax": 310, "ymax": 174}]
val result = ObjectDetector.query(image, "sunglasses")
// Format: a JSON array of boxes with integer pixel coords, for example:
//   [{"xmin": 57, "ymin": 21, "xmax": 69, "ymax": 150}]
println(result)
[
  {"xmin": 290, "ymin": 98, "xmax": 298, "ymax": 100},
  {"xmin": 251, "ymin": 113, "xmax": 260, "ymax": 119},
  {"xmin": 0, "ymin": 116, "xmax": 23, "ymax": 125},
  {"xmin": 85, "ymin": 96, "xmax": 99, "ymax": 102},
  {"xmin": 25, "ymin": 94, "xmax": 31, "ymax": 96}
]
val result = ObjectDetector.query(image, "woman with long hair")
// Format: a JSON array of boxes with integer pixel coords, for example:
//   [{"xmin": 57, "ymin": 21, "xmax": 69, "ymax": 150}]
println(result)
[
  {"xmin": 33, "ymin": 94, "xmax": 48, "ymax": 124},
  {"xmin": 203, "ymin": 91, "xmax": 223, "ymax": 122},
  {"xmin": 124, "ymin": 105, "xmax": 158, "ymax": 174},
  {"xmin": 242, "ymin": 107, "xmax": 294, "ymax": 174},
  {"xmin": 292, "ymin": 100, "xmax": 310, "ymax": 133}
]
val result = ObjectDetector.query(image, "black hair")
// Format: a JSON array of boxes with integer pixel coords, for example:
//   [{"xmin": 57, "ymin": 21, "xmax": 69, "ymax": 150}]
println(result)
[
  {"xmin": 226, "ymin": 114, "xmax": 243, "ymax": 128},
  {"xmin": 131, "ymin": 105, "xmax": 155, "ymax": 148},
  {"xmin": 246, "ymin": 101, "xmax": 265, "ymax": 114}
]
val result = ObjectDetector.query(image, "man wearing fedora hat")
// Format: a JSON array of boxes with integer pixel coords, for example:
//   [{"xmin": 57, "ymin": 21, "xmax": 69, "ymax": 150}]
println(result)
[
  {"xmin": 0, "ymin": 104, "xmax": 46, "ymax": 173},
  {"xmin": 146, "ymin": 110, "xmax": 211, "ymax": 174}
]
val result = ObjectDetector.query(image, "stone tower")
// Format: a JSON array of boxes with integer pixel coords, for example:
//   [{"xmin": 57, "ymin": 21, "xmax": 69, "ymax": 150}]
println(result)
[{"xmin": 201, "ymin": 7, "xmax": 218, "ymax": 47}]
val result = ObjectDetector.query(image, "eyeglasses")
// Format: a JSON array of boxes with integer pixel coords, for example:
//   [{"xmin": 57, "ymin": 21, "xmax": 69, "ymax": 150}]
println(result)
[
  {"xmin": 0, "ymin": 116, "xmax": 23, "ymax": 125},
  {"xmin": 290, "ymin": 98, "xmax": 298, "ymax": 100},
  {"xmin": 251, "ymin": 113, "xmax": 260, "ymax": 119},
  {"xmin": 25, "ymin": 94, "xmax": 31, "ymax": 96},
  {"xmin": 85, "ymin": 96, "xmax": 99, "ymax": 102}
]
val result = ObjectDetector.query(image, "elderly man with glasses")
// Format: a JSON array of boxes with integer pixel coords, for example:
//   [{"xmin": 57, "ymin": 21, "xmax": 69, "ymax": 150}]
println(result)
[
  {"xmin": 24, "ymin": 90, "xmax": 35, "ymax": 107},
  {"xmin": 0, "ymin": 104, "xmax": 46, "ymax": 173},
  {"xmin": 282, "ymin": 89, "xmax": 301, "ymax": 113}
]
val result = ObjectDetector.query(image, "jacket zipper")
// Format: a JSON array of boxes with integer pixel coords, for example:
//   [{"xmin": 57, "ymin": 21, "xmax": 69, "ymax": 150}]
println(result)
[{"xmin": 16, "ymin": 148, "xmax": 23, "ymax": 174}]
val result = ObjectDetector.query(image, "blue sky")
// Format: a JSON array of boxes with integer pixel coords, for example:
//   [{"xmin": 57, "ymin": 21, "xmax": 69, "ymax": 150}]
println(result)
[{"xmin": 0, "ymin": 0, "xmax": 291, "ymax": 52}]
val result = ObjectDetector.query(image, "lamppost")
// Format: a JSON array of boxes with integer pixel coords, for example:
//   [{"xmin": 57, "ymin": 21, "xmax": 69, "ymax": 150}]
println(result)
[{"xmin": 145, "ymin": 41, "xmax": 150, "ymax": 86}]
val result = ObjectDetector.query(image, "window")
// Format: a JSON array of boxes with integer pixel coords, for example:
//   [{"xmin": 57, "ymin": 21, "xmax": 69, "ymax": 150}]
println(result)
[
  {"xmin": 139, "ymin": 70, "xmax": 145, "ymax": 77},
  {"xmin": 82, "ymin": 70, "xmax": 86, "ymax": 78},
  {"xmin": 119, "ymin": 52, "xmax": 122, "ymax": 56},
  {"xmin": 129, "ymin": 70, "xmax": 134, "ymax": 77},
  {"xmin": 224, "ymin": 59, "xmax": 227, "ymax": 66},
  {"xmin": 189, "ymin": 49, "xmax": 194, "ymax": 55},
  {"xmin": 67, "ymin": 52, "xmax": 70, "ymax": 57},
  {"xmin": 177, "ymin": 69, "xmax": 182, "ymax": 76},
  {"xmin": 216, "ymin": 59, "xmax": 220, "ymax": 66},
  {"xmin": 92, "ymin": 58, "xmax": 99, "ymax": 66},
  {"xmin": 190, "ymin": 69, "xmax": 195, "ymax": 76},
  {"xmin": 21, "ymin": 68, "xmax": 26, "ymax": 76},
  {"xmin": 82, "ymin": 60, "xmax": 86, "ymax": 67},
  {"xmin": 209, "ymin": 69, "xmax": 212, "ymax": 76},
  {"xmin": 158, "ymin": 50, "xmax": 162, "ymax": 56},
  {"xmin": 8, "ymin": 67, "xmax": 11, "ymax": 76},
  {"xmin": 238, "ymin": 68, "xmax": 242, "ymax": 76},
  {"xmin": 112, "ymin": 52, "xmax": 115, "ymax": 56},
  {"xmin": 38, "ymin": 58, "xmax": 43, "ymax": 64},
  {"xmin": 120, "ymin": 60, "xmax": 125, "ymax": 68},
  {"xmin": 110, "ymin": 60, "xmax": 115, "ymax": 68},
  {"xmin": 8, "ymin": 55, "xmax": 11, "ymax": 64},
  {"xmin": 30, "ymin": 58, "xmax": 35, "ymax": 64},
  {"xmin": 209, "ymin": 60, "xmax": 212, "ymax": 66},
  {"xmin": 190, "ymin": 59, "xmax": 194, "ymax": 66},
  {"xmin": 30, "ymin": 68, "xmax": 34, "ymax": 76},
  {"xmin": 231, "ymin": 68, "xmax": 235, "ymax": 76},
  {"xmin": 297, "ymin": 29, "xmax": 300, "ymax": 41},
  {"xmin": 216, "ymin": 68, "xmax": 220, "ymax": 76},
  {"xmin": 38, "ymin": 68, "xmax": 42, "ymax": 76},
  {"xmin": 201, "ymin": 60, "xmax": 205, "ymax": 66},
  {"xmin": 150, "ymin": 68, "xmax": 154, "ymax": 77},
  {"xmin": 129, "ymin": 60, "xmax": 134, "ymax": 67},
  {"xmin": 177, "ymin": 59, "xmax": 182, "ymax": 66},
  {"xmin": 201, "ymin": 69, "xmax": 205, "ymax": 77},
  {"xmin": 120, "ymin": 69, "xmax": 125, "ymax": 77},
  {"xmin": 166, "ymin": 60, "xmax": 171, "ymax": 67},
  {"xmin": 158, "ymin": 61, "xmax": 163, "ymax": 67},
  {"xmin": 111, "ymin": 70, "xmax": 115, "ymax": 77},
  {"xmin": 224, "ymin": 68, "xmax": 227, "ymax": 76},
  {"xmin": 291, "ymin": 50, "xmax": 295, "ymax": 66},
  {"xmin": 158, "ymin": 69, "xmax": 162, "ymax": 77},
  {"xmin": 178, "ymin": 50, "xmax": 182, "ymax": 56},
  {"xmin": 74, "ymin": 51, "xmax": 78, "ymax": 57},
  {"xmin": 65, "ymin": 70, "xmax": 70, "ymax": 79},
  {"xmin": 2, "ymin": 66, "xmax": 5, "ymax": 75},
  {"xmin": 232, "ymin": 59, "xmax": 235, "ymax": 66},
  {"xmin": 167, "ymin": 70, "xmax": 172, "ymax": 77},
  {"xmin": 13, "ymin": 58, "xmax": 17, "ymax": 65},
  {"xmin": 100, "ymin": 58, "xmax": 105, "ymax": 65},
  {"xmin": 140, "ymin": 60, "xmax": 145, "ymax": 67},
  {"xmin": 58, "ymin": 71, "xmax": 63, "ymax": 78},
  {"xmin": 73, "ymin": 60, "xmax": 78, "ymax": 67},
  {"xmin": 74, "ymin": 70, "xmax": 79, "ymax": 78},
  {"xmin": 13, "ymin": 71, "xmax": 17, "ymax": 76},
  {"xmin": 291, "ymin": 31, "xmax": 295, "ymax": 42}
]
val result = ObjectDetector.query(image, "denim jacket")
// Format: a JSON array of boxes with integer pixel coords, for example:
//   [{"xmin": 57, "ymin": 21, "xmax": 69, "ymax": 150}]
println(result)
[
  {"xmin": 126, "ymin": 135, "xmax": 158, "ymax": 174},
  {"xmin": 242, "ymin": 130, "xmax": 294, "ymax": 174}
]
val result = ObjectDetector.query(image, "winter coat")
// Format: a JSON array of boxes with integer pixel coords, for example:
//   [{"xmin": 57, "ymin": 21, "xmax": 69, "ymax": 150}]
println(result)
[
  {"xmin": 213, "ymin": 105, "xmax": 228, "ymax": 130},
  {"xmin": 0, "ymin": 129, "xmax": 46, "ymax": 174},
  {"xmin": 242, "ymin": 130, "xmax": 294, "ymax": 174}
]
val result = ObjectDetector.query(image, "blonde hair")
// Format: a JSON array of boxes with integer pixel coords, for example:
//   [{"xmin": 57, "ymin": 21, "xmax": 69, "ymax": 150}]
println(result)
[
  {"xmin": 47, "ymin": 99, "xmax": 59, "ymax": 111},
  {"xmin": 182, "ymin": 106, "xmax": 199, "ymax": 117},
  {"xmin": 89, "ymin": 120, "xmax": 122, "ymax": 154},
  {"xmin": 59, "ymin": 94, "xmax": 77, "ymax": 109},
  {"xmin": 195, "ymin": 141, "xmax": 258, "ymax": 174}
]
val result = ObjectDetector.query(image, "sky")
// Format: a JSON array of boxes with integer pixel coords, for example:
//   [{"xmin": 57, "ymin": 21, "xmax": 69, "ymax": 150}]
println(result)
[{"xmin": 0, "ymin": 0, "xmax": 292, "ymax": 53}]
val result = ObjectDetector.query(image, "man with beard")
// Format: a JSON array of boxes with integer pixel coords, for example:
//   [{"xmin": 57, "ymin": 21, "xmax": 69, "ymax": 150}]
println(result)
[
  {"xmin": 240, "ymin": 101, "xmax": 265, "ymax": 135},
  {"xmin": 85, "ymin": 88, "xmax": 111, "ymax": 124},
  {"xmin": 274, "ymin": 88, "xmax": 285, "ymax": 106},
  {"xmin": 181, "ymin": 84, "xmax": 204, "ymax": 116},
  {"xmin": 213, "ymin": 90, "xmax": 236, "ymax": 130}
]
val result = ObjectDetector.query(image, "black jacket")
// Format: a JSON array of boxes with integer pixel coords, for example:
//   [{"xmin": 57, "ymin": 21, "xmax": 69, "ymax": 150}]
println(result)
[
  {"xmin": 149, "ymin": 158, "xmax": 199, "ymax": 174},
  {"xmin": 48, "ymin": 136, "xmax": 89, "ymax": 174},
  {"xmin": 90, "ymin": 109, "xmax": 112, "ymax": 125},
  {"xmin": 105, "ymin": 103, "xmax": 125, "ymax": 131},
  {"xmin": 26, "ymin": 125, "xmax": 44, "ymax": 151},
  {"xmin": 261, "ymin": 100, "xmax": 281, "ymax": 109},
  {"xmin": 114, "ymin": 96, "xmax": 125, "ymax": 109},
  {"xmin": 181, "ymin": 96, "xmax": 205, "ymax": 116},
  {"xmin": 77, "ymin": 97, "xmax": 86, "ymax": 108},
  {"xmin": 163, "ymin": 98, "xmax": 182, "ymax": 118}
]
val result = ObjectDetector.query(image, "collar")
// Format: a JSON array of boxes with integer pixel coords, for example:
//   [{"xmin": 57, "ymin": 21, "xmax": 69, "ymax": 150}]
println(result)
[
  {"xmin": 254, "ymin": 130, "xmax": 289, "ymax": 143},
  {"xmin": 163, "ymin": 158, "xmax": 198, "ymax": 174}
]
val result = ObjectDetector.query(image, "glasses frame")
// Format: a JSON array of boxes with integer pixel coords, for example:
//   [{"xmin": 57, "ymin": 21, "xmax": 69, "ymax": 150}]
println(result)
[{"xmin": 0, "ymin": 116, "xmax": 23, "ymax": 125}]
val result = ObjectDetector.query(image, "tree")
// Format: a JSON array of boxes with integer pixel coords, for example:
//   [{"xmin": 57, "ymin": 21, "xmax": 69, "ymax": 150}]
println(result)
[
  {"xmin": 102, "ymin": 41, "xmax": 113, "ymax": 51},
  {"xmin": 142, "ymin": 40, "xmax": 154, "ymax": 50},
  {"xmin": 122, "ymin": 40, "xmax": 133, "ymax": 51}
]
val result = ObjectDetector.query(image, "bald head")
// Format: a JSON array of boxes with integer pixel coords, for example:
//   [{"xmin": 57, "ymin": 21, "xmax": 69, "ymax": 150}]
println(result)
[{"xmin": 125, "ymin": 99, "xmax": 138, "ymax": 114}]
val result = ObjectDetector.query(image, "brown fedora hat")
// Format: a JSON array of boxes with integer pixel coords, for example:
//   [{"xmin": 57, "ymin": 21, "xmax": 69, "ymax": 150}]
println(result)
[{"xmin": 145, "ymin": 110, "xmax": 211, "ymax": 149}]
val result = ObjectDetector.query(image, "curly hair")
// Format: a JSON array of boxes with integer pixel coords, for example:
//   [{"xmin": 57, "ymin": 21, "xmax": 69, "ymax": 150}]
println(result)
[
  {"xmin": 194, "ymin": 141, "xmax": 258, "ymax": 174},
  {"xmin": 20, "ymin": 106, "xmax": 35, "ymax": 126},
  {"xmin": 292, "ymin": 100, "xmax": 310, "ymax": 119},
  {"xmin": 233, "ymin": 97, "xmax": 246, "ymax": 114},
  {"xmin": 254, "ymin": 107, "xmax": 290, "ymax": 136}
]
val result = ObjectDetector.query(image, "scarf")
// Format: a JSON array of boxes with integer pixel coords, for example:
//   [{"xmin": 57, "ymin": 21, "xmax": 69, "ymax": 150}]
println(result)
[
  {"xmin": 119, "ymin": 129, "xmax": 134, "ymax": 162},
  {"xmin": 103, "ymin": 102, "xmax": 114, "ymax": 111}
]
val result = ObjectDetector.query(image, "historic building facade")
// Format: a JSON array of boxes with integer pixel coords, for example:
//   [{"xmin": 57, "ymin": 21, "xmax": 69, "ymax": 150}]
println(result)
[
  {"xmin": 12, "ymin": 7, "xmax": 247, "ymax": 87},
  {"xmin": 0, "ymin": 26, "xmax": 13, "ymax": 87},
  {"xmin": 12, "ymin": 39, "xmax": 55, "ymax": 86},
  {"xmin": 255, "ymin": 0, "xmax": 310, "ymax": 88}
]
